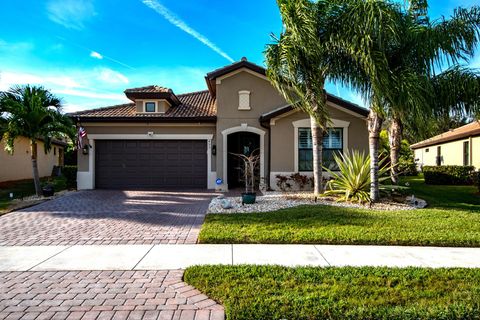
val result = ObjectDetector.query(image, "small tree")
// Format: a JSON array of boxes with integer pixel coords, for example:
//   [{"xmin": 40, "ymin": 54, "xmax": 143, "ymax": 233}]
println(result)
[
  {"xmin": 0, "ymin": 85, "xmax": 74, "ymax": 196},
  {"xmin": 230, "ymin": 150, "xmax": 260, "ymax": 194}
]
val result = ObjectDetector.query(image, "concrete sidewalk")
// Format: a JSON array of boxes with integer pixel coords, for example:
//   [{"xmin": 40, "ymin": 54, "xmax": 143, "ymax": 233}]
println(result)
[{"xmin": 1, "ymin": 244, "xmax": 479, "ymax": 271}]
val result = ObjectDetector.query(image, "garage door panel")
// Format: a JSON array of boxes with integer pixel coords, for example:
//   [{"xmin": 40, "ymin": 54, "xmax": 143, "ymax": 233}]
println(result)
[{"xmin": 95, "ymin": 140, "xmax": 207, "ymax": 189}]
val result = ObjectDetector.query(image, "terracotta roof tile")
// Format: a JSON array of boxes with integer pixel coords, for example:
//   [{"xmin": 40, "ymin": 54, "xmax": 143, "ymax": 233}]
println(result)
[
  {"xmin": 411, "ymin": 120, "xmax": 480, "ymax": 149},
  {"xmin": 124, "ymin": 85, "xmax": 171, "ymax": 93},
  {"xmin": 70, "ymin": 90, "xmax": 216, "ymax": 121}
]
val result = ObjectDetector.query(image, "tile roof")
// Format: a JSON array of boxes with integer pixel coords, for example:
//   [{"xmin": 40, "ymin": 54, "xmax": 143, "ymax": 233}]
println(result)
[
  {"xmin": 70, "ymin": 90, "xmax": 216, "ymax": 122},
  {"xmin": 411, "ymin": 120, "xmax": 480, "ymax": 149},
  {"xmin": 124, "ymin": 85, "xmax": 171, "ymax": 93}
]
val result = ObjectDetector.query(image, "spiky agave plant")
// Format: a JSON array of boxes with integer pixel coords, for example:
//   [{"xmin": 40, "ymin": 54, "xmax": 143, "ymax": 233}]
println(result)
[{"xmin": 324, "ymin": 150, "xmax": 390, "ymax": 203}]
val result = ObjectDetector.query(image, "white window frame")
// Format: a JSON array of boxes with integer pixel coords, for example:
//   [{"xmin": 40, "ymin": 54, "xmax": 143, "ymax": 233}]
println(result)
[
  {"xmin": 292, "ymin": 118, "xmax": 350, "ymax": 172},
  {"xmin": 144, "ymin": 101, "xmax": 157, "ymax": 113}
]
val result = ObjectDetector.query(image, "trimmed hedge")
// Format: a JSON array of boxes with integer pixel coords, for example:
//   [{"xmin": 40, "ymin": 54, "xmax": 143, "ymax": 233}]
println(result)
[
  {"xmin": 423, "ymin": 165, "xmax": 475, "ymax": 185},
  {"xmin": 62, "ymin": 165, "xmax": 77, "ymax": 188},
  {"xmin": 476, "ymin": 171, "xmax": 480, "ymax": 193}
]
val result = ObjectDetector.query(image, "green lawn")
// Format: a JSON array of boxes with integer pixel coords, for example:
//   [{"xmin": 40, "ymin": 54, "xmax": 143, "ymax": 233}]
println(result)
[
  {"xmin": 0, "ymin": 176, "xmax": 68, "ymax": 213},
  {"xmin": 185, "ymin": 265, "xmax": 480, "ymax": 320},
  {"xmin": 199, "ymin": 176, "xmax": 480, "ymax": 246}
]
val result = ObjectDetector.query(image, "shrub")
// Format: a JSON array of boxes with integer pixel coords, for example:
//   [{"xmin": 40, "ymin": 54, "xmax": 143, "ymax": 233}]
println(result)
[
  {"xmin": 476, "ymin": 171, "xmax": 480, "ymax": 193},
  {"xmin": 276, "ymin": 174, "xmax": 313, "ymax": 191},
  {"xmin": 398, "ymin": 157, "xmax": 418, "ymax": 176},
  {"xmin": 423, "ymin": 166, "xmax": 475, "ymax": 185},
  {"xmin": 62, "ymin": 165, "xmax": 77, "ymax": 188},
  {"xmin": 324, "ymin": 150, "xmax": 391, "ymax": 203}
]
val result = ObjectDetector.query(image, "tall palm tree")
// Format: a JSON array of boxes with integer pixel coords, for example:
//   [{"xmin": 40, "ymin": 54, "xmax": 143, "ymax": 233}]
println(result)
[
  {"xmin": 0, "ymin": 85, "xmax": 74, "ymax": 196},
  {"xmin": 265, "ymin": 0, "xmax": 401, "ymax": 196},
  {"xmin": 385, "ymin": 1, "xmax": 480, "ymax": 184},
  {"xmin": 265, "ymin": 0, "xmax": 330, "ymax": 195}
]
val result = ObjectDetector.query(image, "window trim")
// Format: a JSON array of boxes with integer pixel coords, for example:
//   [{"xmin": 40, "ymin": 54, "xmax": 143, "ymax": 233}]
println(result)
[
  {"xmin": 292, "ymin": 118, "xmax": 350, "ymax": 172},
  {"xmin": 144, "ymin": 101, "xmax": 156, "ymax": 113},
  {"xmin": 297, "ymin": 127, "xmax": 344, "ymax": 172},
  {"xmin": 238, "ymin": 90, "xmax": 251, "ymax": 110}
]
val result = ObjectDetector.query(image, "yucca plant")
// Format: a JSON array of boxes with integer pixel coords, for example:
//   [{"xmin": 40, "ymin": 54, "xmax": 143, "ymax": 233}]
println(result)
[{"xmin": 324, "ymin": 150, "xmax": 390, "ymax": 203}]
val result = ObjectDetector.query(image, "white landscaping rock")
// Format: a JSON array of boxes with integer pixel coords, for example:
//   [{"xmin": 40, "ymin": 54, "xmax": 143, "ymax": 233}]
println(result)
[{"xmin": 208, "ymin": 192, "xmax": 416, "ymax": 214}]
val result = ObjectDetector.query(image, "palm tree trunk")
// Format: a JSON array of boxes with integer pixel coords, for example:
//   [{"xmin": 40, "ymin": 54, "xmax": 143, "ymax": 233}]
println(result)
[
  {"xmin": 389, "ymin": 117, "xmax": 403, "ymax": 185},
  {"xmin": 367, "ymin": 110, "xmax": 383, "ymax": 202},
  {"xmin": 311, "ymin": 114, "xmax": 324, "ymax": 196},
  {"xmin": 31, "ymin": 140, "xmax": 42, "ymax": 197}
]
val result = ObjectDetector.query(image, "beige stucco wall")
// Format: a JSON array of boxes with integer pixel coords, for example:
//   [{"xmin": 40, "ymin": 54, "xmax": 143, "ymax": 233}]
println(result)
[
  {"xmin": 270, "ymin": 107, "xmax": 368, "ymax": 173},
  {"xmin": 77, "ymin": 123, "xmax": 216, "ymax": 173},
  {"xmin": 1, "ymin": 137, "xmax": 63, "ymax": 183},
  {"xmin": 414, "ymin": 136, "xmax": 480, "ymax": 169},
  {"xmin": 215, "ymin": 70, "xmax": 287, "ymax": 188},
  {"xmin": 135, "ymin": 100, "xmax": 171, "ymax": 113}
]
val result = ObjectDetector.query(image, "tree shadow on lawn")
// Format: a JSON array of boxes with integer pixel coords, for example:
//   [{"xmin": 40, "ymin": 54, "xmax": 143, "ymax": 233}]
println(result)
[
  {"xmin": 208, "ymin": 205, "xmax": 378, "ymax": 228},
  {"xmin": 402, "ymin": 176, "xmax": 480, "ymax": 212}
]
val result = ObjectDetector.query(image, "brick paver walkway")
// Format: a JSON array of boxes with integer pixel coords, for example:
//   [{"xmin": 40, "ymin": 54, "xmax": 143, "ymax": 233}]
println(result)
[
  {"xmin": 0, "ymin": 190, "xmax": 215, "ymax": 246},
  {"xmin": 0, "ymin": 270, "xmax": 224, "ymax": 320}
]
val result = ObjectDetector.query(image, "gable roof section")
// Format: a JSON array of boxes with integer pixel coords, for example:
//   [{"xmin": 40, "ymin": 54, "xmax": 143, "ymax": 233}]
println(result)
[
  {"xmin": 205, "ymin": 58, "xmax": 267, "ymax": 96},
  {"xmin": 411, "ymin": 120, "xmax": 480, "ymax": 149},
  {"xmin": 259, "ymin": 93, "xmax": 369, "ymax": 122},
  {"xmin": 69, "ymin": 90, "xmax": 216, "ymax": 122}
]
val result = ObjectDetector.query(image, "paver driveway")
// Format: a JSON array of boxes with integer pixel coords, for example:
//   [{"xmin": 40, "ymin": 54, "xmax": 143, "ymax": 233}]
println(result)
[
  {"xmin": 0, "ymin": 270, "xmax": 224, "ymax": 320},
  {"xmin": 0, "ymin": 190, "xmax": 215, "ymax": 246}
]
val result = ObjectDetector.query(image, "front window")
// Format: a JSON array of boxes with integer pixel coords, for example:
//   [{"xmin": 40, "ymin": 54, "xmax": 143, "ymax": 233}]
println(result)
[
  {"xmin": 298, "ymin": 128, "xmax": 343, "ymax": 171},
  {"xmin": 145, "ymin": 102, "xmax": 156, "ymax": 113}
]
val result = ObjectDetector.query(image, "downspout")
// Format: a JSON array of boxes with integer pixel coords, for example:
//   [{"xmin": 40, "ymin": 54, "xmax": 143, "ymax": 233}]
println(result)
[{"xmin": 260, "ymin": 120, "xmax": 271, "ymax": 191}]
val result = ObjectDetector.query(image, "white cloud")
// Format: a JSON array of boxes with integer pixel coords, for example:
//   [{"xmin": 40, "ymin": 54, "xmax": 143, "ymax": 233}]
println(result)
[
  {"xmin": 0, "ymin": 65, "xmax": 213, "ymax": 113},
  {"xmin": 142, "ymin": 0, "xmax": 234, "ymax": 62},
  {"xmin": 54, "ymin": 88, "xmax": 126, "ymax": 100},
  {"xmin": 0, "ymin": 69, "xmax": 128, "ymax": 110},
  {"xmin": 46, "ymin": 0, "xmax": 96, "ymax": 30},
  {"xmin": 90, "ymin": 51, "xmax": 103, "ymax": 59},
  {"xmin": 97, "ymin": 68, "xmax": 129, "ymax": 84},
  {"xmin": 0, "ymin": 39, "xmax": 34, "ymax": 53}
]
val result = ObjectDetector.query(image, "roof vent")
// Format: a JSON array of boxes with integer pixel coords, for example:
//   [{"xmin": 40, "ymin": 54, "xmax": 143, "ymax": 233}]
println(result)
[{"xmin": 241, "ymin": 57, "xmax": 248, "ymax": 62}]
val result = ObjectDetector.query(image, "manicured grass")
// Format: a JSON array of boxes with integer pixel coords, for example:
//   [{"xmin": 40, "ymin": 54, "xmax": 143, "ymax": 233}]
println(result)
[
  {"xmin": 199, "ymin": 176, "xmax": 480, "ymax": 246},
  {"xmin": 0, "ymin": 176, "xmax": 68, "ymax": 213},
  {"xmin": 185, "ymin": 265, "xmax": 480, "ymax": 320}
]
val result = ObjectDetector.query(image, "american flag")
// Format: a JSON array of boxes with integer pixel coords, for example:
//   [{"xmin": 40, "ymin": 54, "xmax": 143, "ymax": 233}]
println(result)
[{"xmin": 77, "ymin": 126, "xmax": 88, "ymax": 150}]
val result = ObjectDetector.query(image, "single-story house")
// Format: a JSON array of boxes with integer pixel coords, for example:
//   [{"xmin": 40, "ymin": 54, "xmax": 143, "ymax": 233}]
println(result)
[
  {"xmin": 411, "ymin": 120, "xmax": 480, "ymax": 169},
  {"xmin": 71, "ymin": 58, "xmax": 369, "ymax": 191},
  {"xmin": 0, "ymin": 137, "xmax": 66, "ymax": 183}
]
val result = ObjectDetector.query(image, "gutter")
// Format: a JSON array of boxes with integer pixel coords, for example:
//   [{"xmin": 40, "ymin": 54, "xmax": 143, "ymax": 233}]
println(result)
[{"xmin": 70, "ymin": 116, "xmax": 217, "ymax": 123}]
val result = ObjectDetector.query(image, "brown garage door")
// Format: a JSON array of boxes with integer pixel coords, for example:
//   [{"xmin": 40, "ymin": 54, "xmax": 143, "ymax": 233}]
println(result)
[{"xmin": 95, "ymin": 140, "xmax": 207, "ymax": 189}]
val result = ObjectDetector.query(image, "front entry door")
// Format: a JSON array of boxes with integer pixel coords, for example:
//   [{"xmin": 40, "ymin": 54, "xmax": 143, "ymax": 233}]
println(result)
[{"xmin": 227, "ymin": 132, "xmax": 260, "ymax": 189}]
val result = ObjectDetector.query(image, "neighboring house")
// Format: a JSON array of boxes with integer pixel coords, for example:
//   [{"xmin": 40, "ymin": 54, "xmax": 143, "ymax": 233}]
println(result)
[
  {"xmin": 70, "ymin": 58, "xmax": 369, "ymax": 191},
  {"xmin": 0, "ymin": 137, "xmax": 66, "ymax": 183},
  {"xmin": 411, "ymin": 120, "xmax": 480, "ymax": 169}
]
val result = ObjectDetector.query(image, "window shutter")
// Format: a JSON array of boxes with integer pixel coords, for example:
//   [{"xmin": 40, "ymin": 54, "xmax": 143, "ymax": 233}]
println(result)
[{"xmin": 298, "ymin": 128, "xmax": 312, "ymax": 148}]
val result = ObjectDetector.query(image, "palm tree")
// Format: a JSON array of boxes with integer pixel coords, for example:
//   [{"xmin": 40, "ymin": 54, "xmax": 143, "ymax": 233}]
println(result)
[
  {"xmin": 265, "ymin": 0, "xmax": 330, "ymax": 195},
  {"xmin": 265, "ymin": 0, "xmax": 401, "ymax": 196},
  {"xmin": 384, "ymin": 1, "xmax": 480, "ymax": 184},
  {"xmin": 0, "ymin": 85, "xmax": 74, "ymax": 196}
]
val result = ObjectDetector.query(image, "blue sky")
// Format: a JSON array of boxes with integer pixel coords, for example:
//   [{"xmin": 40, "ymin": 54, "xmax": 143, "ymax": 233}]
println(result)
[{"xmin": 0, "ymin": 0, "xmax": 479, "ymax": 113}]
